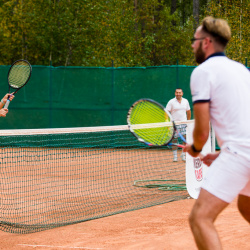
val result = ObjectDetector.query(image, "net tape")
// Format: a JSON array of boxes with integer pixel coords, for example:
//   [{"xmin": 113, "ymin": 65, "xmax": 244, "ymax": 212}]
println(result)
[{"xmin": 0, "ymin": 120, "xmax": 193, "ymax": 136}]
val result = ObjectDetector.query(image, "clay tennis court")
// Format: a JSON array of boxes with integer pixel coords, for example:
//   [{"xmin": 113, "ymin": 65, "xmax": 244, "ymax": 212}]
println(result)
[
  {"xmin": 0, "ymin": 146, "xmax": 188, "ymax": 233},
  {"xmin": 0, "ymin": 134, "xmax": 249, "ymax": 249},
  {"xmin": 0, "ymin": 198, "xmax": 249, "ymax": 249}
]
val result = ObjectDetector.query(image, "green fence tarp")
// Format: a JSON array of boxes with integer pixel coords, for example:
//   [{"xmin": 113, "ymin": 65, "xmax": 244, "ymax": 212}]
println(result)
[{"xmin": 0, "ymin": 65, "xmax": 195, "ymax": 129}]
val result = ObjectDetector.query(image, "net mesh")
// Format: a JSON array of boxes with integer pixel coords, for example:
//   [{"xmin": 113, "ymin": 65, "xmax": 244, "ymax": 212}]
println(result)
[{"xmin": 0, "ymin": 122, "xmax": 191, "ymax": 234}]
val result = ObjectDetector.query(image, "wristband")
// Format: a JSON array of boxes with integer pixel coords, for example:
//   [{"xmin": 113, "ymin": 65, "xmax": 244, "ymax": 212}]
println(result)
[
  {"xmin": 191, "ymin": 144, "xmax": 202, "ymax": 153},
  {"xmin": 1, "ymin": 99, "xmax": 5, "ymax": 105}
]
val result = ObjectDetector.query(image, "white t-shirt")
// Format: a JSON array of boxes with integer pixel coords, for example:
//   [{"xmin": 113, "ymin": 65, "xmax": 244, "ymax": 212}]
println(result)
[
  {"xmin": 166, "ymin": 97, "xmax": 190, "ymax": 121},
  {"xmin": 191, "ymin": 54, "xmax": 250, "ymax": 155}
]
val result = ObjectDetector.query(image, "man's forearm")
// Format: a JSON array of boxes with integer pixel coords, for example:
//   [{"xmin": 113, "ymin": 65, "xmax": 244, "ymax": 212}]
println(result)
[{"xmin": 192, "ymin": 102, "xmax": 210, "ymax": 151}]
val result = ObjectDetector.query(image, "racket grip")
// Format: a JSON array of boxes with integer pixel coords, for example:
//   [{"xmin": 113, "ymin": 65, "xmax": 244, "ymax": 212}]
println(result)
[
  {"xmin": 4, "ymin": 100, "xmax": 10, "ymax": 109},
  {"xmin": 169, "ymin": 143, "xmax": 185, "ymax": 148},
  {"xmin": 178, "ymin": 132, "xmax": 187, "ymax": 143}
]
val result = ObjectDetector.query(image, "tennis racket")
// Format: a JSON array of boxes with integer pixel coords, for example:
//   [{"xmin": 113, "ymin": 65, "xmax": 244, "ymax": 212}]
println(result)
[
  {"xmin": 4, "ymin": 59, "xmax": 32, "ymax": 109},
  {"xmin": 127, "ymin": 99, "xmax": 186, "ymax": 147}
]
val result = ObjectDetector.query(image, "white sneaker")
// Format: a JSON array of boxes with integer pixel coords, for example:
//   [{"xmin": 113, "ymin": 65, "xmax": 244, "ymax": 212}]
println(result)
[
  {"xmin": 173, "ymin": 156, "xmax": 178, "ymax": 162},
  {"xmin": 181, "ymin": 153, "xmax": 186, "ymax": 162}
]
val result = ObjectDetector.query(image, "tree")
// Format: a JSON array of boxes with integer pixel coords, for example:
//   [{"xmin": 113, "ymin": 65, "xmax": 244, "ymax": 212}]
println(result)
[
  {"xmin": 193, "ymin": 0, "xmax": 199, "ymax": 29},
  {"xmin": 171, "ymin": 0, "xmax": 177, "ymax": 14},
  {"xmin": 204, "ymin": 0, "xmax": 250, "ymax": 65},
  {"xmin": 0, "ymin": 0, "xmax": 248, "ymax": 67}
]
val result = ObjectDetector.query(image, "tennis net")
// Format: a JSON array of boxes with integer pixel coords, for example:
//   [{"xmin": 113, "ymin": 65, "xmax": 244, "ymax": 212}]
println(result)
[{"xmin": 0, "ymin": 122, "xmax": 193, "ymax": 234}]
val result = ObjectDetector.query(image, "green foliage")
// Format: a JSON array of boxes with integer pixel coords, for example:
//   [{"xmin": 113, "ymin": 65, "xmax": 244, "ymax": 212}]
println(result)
[
  {"xmin": 204, "ymin": 0, "xmax": 250, "ymax": 65},
  {"xmin": 0, "ymin": 0, "xmax": 248, "ymax": 66},
  {"xmin": 0, "ymin": 0, "xmax": 196, "ymax": 66}
]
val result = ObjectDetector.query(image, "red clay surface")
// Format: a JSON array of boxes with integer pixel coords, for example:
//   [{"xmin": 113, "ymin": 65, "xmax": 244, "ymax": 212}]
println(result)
[{"xmin": 0, "ymin": 198, "xmax": 249, "ymax": 250}]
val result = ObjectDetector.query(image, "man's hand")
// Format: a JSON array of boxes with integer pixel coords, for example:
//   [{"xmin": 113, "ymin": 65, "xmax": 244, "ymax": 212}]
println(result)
[
  {"xmin": 0, "ymin": 108, "xmax": 8, "ymax": 117},
  {"xmin": 201, "ymin": 152, "xmax": 220, "ymax": 166},
  {"xmin": 183, "ymin": 144, "xmax": 201, "ymax": 157},
  {"xmin": 2, "ymin": 93, "xmax": 14, "ymax": 104}
]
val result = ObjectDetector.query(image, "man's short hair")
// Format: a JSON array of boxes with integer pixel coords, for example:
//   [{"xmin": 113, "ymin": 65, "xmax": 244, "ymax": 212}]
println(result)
[
  {"xmin": 201, "ymin": 16, "xmax": 231, "ymax": 47},
  {"xmin": 175, "ymin": 88, "xmax": 183, "ymax": 92}
]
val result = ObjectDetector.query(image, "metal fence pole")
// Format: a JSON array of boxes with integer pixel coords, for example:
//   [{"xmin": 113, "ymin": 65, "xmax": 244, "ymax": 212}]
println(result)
[
  {"xmin": 49, "ymin": 61, "xmax": 53, "ymax": 128},
  {"xmin": 176, "ymin": 59, "xmax": 179, "ymax": 88},
  {"xmin": 111, "ymin": 60, "xmax": 115, "ymax": 125}
]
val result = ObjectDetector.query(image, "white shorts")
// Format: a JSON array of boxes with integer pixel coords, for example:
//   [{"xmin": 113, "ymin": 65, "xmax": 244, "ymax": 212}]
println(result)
[{"xmin": 202, "ymin": 147, "xmax": 250, "ymax": 203}]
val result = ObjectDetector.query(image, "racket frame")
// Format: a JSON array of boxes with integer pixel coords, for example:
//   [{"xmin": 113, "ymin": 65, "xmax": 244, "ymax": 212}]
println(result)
[
  {"xmin": 4, "ymin": 59, "xmax": 32, "ymax": 108},
  {"xmin": 127, "ymin": 98, "xmax": 186, "ymax": 148}
]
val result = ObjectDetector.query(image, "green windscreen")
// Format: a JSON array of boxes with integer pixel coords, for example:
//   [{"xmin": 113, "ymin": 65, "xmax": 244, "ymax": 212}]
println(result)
[{"xmin": 0, "ymin": 65, "xmax": 195, "ymax": 129}]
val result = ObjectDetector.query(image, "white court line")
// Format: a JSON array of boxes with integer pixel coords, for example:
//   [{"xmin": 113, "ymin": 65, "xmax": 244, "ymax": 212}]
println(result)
[{"xmin": 17, "ymin": 244, "xmax": 103, "ymax": 249}]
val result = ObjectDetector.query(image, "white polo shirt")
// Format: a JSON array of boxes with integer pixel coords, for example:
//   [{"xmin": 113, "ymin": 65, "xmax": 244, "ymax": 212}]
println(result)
[
  {"xmin": 191, "ymin": 54, "xmax": 250, "ymax": 156},
  {"xmin": 166, "ymin": 97, "xmax": 190, "ymax": 121}
]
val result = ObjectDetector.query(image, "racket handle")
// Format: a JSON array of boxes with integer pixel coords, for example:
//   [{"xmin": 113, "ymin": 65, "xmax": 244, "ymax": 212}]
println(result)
[
  {"xmin": 178, "ymin": 132, "xmax": 187, "ymax": 143},
  {"xmin": 4, "ymin": 100, "xmax": 10, "ymax": 109},
  {"xmin": 169, "ymin": 143, "xmax": 185, "ymax": 148}
]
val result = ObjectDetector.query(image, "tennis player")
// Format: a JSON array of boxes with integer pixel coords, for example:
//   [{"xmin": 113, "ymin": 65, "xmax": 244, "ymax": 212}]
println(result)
[
  {"xmin": 184, "ymin": 16, "xmax": 250, "ymax": 250},
  {"xmin": 0, "ymin": 93, "xmax": 14, "ymax": 117},
  {"xmin": 166, "ymin": 88, "xmax": 191, "ymax": 162}
]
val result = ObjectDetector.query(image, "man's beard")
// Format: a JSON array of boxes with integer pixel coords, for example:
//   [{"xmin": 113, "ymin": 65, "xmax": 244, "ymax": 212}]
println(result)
[{"xmin": 195, "ymin": 43, "xmax": 206, "ymax": 64}]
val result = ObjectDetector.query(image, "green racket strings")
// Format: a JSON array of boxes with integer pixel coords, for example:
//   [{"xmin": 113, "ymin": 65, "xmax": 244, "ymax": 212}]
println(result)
[
  {"xmin": 8, "ymin": 61, "xmax": 31, "ymax": 88},
  {"xmin": 129, "ymin": 100, "xmax": 174, "ymax": 146}
]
